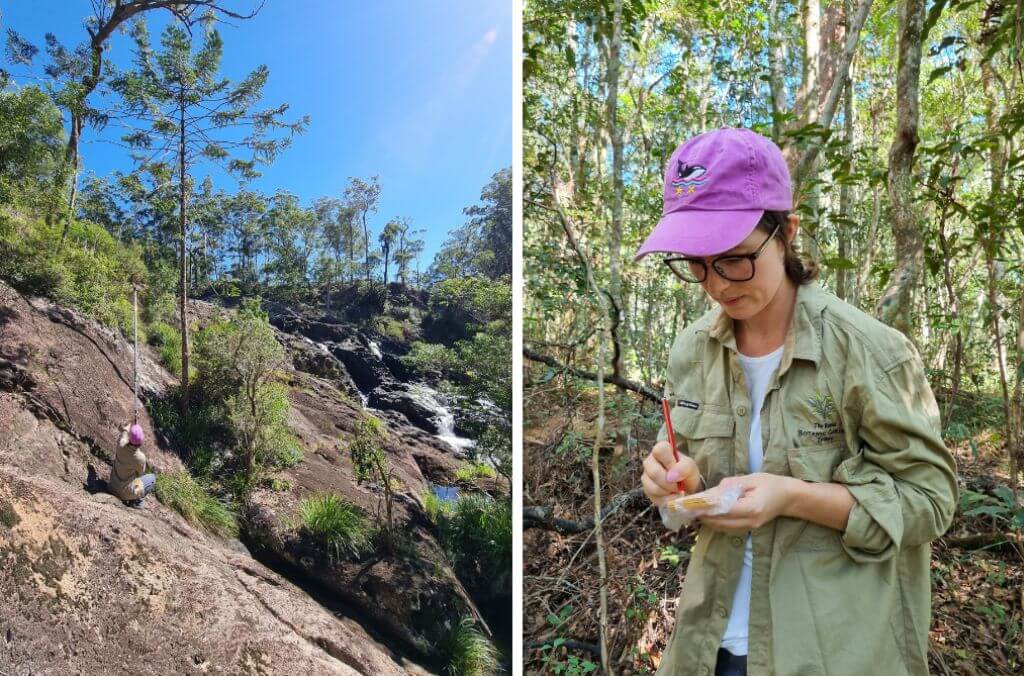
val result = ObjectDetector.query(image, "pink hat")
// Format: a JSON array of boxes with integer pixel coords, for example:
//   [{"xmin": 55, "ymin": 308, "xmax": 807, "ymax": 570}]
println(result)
[
  {"xmin": 634, "ymin": 127, "xmax": 793, "ymax": 259},
  {"xmin": 128, "ymin": 423, "xmax": 145, "ymax": 447}
]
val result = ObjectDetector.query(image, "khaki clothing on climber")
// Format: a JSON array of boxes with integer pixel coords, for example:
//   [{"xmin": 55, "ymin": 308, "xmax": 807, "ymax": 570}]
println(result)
[
  {"xmin": 108, "ymin": 429, "xmax": 148, "ymax": 502},
  {"xmin": 655, "ymin": 282, "xmax": 958, "ymax": 676}
]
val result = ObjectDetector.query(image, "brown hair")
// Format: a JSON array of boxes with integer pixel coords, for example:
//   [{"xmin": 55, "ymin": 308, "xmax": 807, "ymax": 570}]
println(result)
[{"xmin": 755, "ymin": 210, "xmax": 819, "ymax": 285}]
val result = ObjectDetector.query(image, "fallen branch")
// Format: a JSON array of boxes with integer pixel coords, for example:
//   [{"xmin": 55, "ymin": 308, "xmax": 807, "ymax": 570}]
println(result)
[
  {"xmin": 527, "ymin": 639, "xmax": 601, "ymax": 656},
  {"xmin": 524, "ymin": 347, "xmax": 659, "ymax": 402},
  {"xmin": 523, "ymin": 489, "xmax": 646, "ymax": 534},
  {"xmin": 943, "ymin": 531, "xmax": 1024, "ymax": 551}
]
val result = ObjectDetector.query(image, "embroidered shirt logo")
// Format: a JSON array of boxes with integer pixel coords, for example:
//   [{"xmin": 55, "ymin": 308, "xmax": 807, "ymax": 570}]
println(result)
[
  {"xmin": 798, "ymin": 392, "xmax": 841, "ymax": 444},
  {"xmin": 672, "ymin": 161, "xmax": 708, "ymax": 197}
]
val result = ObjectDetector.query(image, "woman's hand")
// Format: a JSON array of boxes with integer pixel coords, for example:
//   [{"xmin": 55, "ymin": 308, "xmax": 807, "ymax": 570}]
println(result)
[
  {"xmin": 641, "ymin": 441, "xmax": 702, "ymax": 507},
  {"xmin": 698, "ymin": 473, "xmax": 799, "ymax": 534}
]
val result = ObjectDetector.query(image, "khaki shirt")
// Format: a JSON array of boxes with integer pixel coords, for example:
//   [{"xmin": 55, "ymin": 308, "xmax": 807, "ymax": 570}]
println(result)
[
  {"xmin": 655, "ymin": 282, "xmax": 958, "ymax": 676},
  {"xmin": 108, "ymin": 444, "xmax": 147, "ymax": 502}
]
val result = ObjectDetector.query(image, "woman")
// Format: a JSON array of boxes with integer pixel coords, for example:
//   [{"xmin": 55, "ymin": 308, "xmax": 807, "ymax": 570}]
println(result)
[
  {"xmin": 637, "ymin": 127, "xmax": 957, "ymax": 676},
  {"xmin": 108, "ymin": 423, "xmax": 157, "ymax": 508}
]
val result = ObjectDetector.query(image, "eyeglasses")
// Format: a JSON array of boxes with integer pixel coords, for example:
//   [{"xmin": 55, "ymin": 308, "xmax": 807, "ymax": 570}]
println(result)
[{"xmin": 662, "ymin": 221, "xmax": 781, "ymax": 283}]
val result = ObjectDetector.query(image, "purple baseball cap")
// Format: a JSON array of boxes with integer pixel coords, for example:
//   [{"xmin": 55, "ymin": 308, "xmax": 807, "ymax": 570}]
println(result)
[{"xmin": 634, "ymin": 127, "xmax": 792, "ymax": 260}]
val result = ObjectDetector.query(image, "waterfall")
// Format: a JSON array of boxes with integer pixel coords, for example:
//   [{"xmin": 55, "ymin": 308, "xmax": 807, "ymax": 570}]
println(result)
[{"xmin": 407, "ymin": 383, "xmax": 476, "ymax": 452}]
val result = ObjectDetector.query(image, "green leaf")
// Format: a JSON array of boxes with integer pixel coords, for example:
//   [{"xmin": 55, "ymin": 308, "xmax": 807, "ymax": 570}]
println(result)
[
  {"xmin": 992, "ymin": 486, "xmax": 1016, "ymax": 508},
  {"xmin": 964, "ymin": 504, "xmax": 1009, "ymax": 518}
]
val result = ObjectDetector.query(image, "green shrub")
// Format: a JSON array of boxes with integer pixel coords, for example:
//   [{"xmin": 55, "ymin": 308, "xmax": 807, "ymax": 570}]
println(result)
[
  {"xmin": 375, "ymin": 315, "xmax": 407, "ymax": 341},
  {"xmin": 148, "ymin": 321, "xmax": 183, "ymax": 376},
  {"xmin": 274, "ymin": 433, "xmax": 304, "ymax": 468},
  {"xmin": 442, "ymin": 615, "xmax": 499, "ymax": 676},
  {"xmin": 264, "ymin": 476, "xmax": 293, "ymax": 492},
  {"xmin": 349, "ymin": 416, "xmax": 398, "ymax": 531},
  {"xmin": 193, "ymin": 299, "xmax": 299, "ymax": 495},
  {"xmin": 435, "ymin": 492, "xmax": 512, "ymax": 596},
  {"xmin": 154, "ymin": 472, "xmax": 238, "ymax": 538},
  {"xmin": 402, "ymin": 341, "xmax": 459, "ymax": 377},
  {"xmin": 455, "ymin": 462, "xmax": 497, "ymax": 483},
  {"xmin": 299, "ymin": 493, "xmax": 374, "ymax": 559},
  {"xmin": 0, "ymin": 215, "xmax": 146, "ymax": 335}
]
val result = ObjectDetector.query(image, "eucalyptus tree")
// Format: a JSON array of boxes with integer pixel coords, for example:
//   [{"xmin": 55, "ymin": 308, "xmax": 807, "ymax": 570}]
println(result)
[{"xmin": 343, "ymin": 175, "xmax": 381, "ymax": 284}]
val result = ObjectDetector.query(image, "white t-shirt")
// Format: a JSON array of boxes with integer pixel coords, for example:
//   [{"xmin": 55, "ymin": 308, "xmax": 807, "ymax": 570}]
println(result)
[{"xmin": 720, "ymin": 343, "xmax": 784, "ymax": 656}]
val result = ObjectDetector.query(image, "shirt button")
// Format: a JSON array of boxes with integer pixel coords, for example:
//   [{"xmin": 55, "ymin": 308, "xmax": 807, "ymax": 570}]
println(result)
[
  {"xmin": 718, "ymin": 606, "xmax": 728, "ymax": 618},
  {"xmin": 737, "ymin": 405, "xmax": 747, "ymax": 416},
  {"xmin": 731, "ymin": 537, "xmax": 742, "ymax": 547}
]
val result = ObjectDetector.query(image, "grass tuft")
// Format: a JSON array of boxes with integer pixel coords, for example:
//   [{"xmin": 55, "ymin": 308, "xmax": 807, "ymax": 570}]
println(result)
[
  {"xmin": 298, "ymin": 493, "xmax": 374, "ymax": 559},
  {"xmin": 442, "ymin": 615, "xmax": 500, "ymax": 676},
  {"xmin": 154, "ymin": 472, "xmax": 238, "ymax": 538}
]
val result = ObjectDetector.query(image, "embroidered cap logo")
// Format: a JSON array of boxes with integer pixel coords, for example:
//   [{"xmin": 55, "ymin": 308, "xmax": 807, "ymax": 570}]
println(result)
[{"xmin": 672, "ymin": 161, "xmax": 708, "ymax": 197}]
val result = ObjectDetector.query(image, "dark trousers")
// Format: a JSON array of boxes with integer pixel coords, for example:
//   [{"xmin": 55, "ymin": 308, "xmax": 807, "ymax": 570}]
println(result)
[{"xmin": 714, "ymin": 647, "xmax": 747, "ymax": 676}]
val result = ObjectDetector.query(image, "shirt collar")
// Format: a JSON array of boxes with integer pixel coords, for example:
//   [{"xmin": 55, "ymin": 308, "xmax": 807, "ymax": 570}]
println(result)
[{"xmin": 707, "ymin": 282, "xmax": 825, "ymax": 372}]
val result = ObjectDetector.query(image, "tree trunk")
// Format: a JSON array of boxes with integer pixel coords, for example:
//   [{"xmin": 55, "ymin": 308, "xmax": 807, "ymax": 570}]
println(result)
[
  {"xmin": 791, "ymin": 0, "xmax": 874, "ymax": 197},
  {"xmin": 605, "ymin": 0, "xmax": 626, "ymax": 387},
  {"xmin": 1013, "ymin": 291, "xmax": 1023, "ymax": 495},
  {"xmin": 836, "ymin": 36, "xmax": 854, "ymax": 300},
  {"xmin": 550, "ymin": 181, "xmax": 611, "ymax": 676},
  {"xmin": 981, "ymin": 59, "xmax": 1015, "ymax": 493},
  {"xmin": 767, "ymin": 0, "xmax": 788, "ymax": 142},
  {"xmin": 936, "ymin": 154, "xmax": 962, "ymax": 422},
  {"xmin": 875, "ymin": 0, "xmax": 925, "ymax": 339},
  {"xmin": 362, "ymin": 212, "xmax": 370, "ymax": 283},
  {"xmin": 797, "ymin": 0, "xmax": 821, "ymax": 126},
  {"xmin": 179, "ymin": 92, "xmax": 191, "ymax": 416}
]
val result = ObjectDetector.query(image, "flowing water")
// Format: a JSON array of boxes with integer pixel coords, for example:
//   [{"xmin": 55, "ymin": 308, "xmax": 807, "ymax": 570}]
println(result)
[{"xmin": 406, "ymin": 382, "xmax": 476, "ymax": 453}]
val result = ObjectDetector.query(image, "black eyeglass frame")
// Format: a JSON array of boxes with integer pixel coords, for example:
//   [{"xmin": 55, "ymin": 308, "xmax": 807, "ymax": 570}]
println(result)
[{"xmin": 662, "ymin": 220, "xmax": 782, "ymax": 283}]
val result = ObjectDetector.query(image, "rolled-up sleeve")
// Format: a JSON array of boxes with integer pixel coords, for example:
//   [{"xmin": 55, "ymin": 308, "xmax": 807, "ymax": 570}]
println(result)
[{"xmin": 832, "ymin": 351, "xmax": 959, "ymax": 563}]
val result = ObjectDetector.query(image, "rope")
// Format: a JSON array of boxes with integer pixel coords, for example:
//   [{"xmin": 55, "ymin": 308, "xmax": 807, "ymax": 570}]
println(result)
[{"xmin": 132, "ymin": 286, "xmax": 139, "ymax": 425}]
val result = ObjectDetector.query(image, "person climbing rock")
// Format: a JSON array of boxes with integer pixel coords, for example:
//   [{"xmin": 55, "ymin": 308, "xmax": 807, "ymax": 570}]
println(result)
[{"xmin": 108, "ymin": 423, "xmax": 157, "ymax": 508}]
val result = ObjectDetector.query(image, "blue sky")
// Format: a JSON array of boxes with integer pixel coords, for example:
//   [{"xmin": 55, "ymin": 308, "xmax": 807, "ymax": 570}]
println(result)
[{"xmin": 2, "ymin": 1, "xmax": 512, "ymax": 264}]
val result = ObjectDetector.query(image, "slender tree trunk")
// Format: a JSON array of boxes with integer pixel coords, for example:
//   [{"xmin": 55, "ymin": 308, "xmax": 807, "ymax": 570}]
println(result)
[
  {"xmin": 852, "ymin": 184, "xmax": 880, "ymax": 308},
  {"xmin": 550, "ymin": 187, "xmax": 611, "ymax": 676},
  {"xmin": 875, "ymin": 0, "xmax": 925, "ymax": 339},
  {"xmin": 362, "ymin": 212, "xmax": 370, "ymax": 283},
  {"xmin": 767, "ymin": 0, "xmax": 788, "ymax": 142},
  {"xmin": 836, "ymin": 41, "xmax": 854, "ymax": 299},
  {"xmin": 981, "ymin": 59, "xmax": 1015, "ymax": 492},
  {"xmin": 936, "ymin": 153, "xmax": 962, "ymax": 421},
  {"xmin": 605, "ymin": 0, "xmax": 626, "ymax": 386},
  {"xmin": 1012, "ymin": 291, "xmax": 1023, "ymax": 495},
  {"xmin": 178, "ymin": 92, "xmax": 191, "ymax": 416},
  {"xmin": 797, "ymin": 0, "xmax": 821, "ymax": 125}
]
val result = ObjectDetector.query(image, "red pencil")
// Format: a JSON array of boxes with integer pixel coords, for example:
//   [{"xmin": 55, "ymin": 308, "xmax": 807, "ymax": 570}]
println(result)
[{"xmin": 662, "ymin": 398, "xmax": 685, "ymax": 493}]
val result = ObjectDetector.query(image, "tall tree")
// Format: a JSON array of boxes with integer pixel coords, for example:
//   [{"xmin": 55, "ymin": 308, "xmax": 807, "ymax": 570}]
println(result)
[
  {"xmin": 114, "ymin": 18, "xmax": 306, "ymax": 415},
  {"xmin": 343, "ymin": 175, "xmax": 381, "ymax": 284},
  {"xmin": 378, "ymin": 216, "xmax": 404, "ymax": 289}
]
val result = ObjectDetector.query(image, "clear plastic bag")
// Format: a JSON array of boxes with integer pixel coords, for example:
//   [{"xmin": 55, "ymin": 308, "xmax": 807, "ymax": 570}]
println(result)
[{"xmin": 658, "ymin": 484, "xmax": 744, "ymax": 532}]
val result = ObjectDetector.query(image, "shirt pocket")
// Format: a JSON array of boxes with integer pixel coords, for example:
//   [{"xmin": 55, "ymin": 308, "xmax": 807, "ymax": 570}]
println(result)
[
  {"xmin": 670, "ymin": 403, "xmax": 735, "ymax": 488},
  {"xmin": 784, "ymin": 442, "xmax": 846, "ymax": 551},
  {"xmin": 786, "ymin": 441, "xmax": 844, "ymax": 482}
]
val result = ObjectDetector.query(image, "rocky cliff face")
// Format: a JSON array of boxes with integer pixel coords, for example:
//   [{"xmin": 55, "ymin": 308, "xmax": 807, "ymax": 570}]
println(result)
[{"xmin": 0, "ymin": 281, "xmax": 505, "ymax": 674}]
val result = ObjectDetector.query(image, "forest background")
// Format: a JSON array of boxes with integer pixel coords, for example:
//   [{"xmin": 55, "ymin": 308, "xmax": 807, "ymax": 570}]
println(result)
[{"xmin": 523, "ymin": 0, "xmax": 1023, "ymax": 674}]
